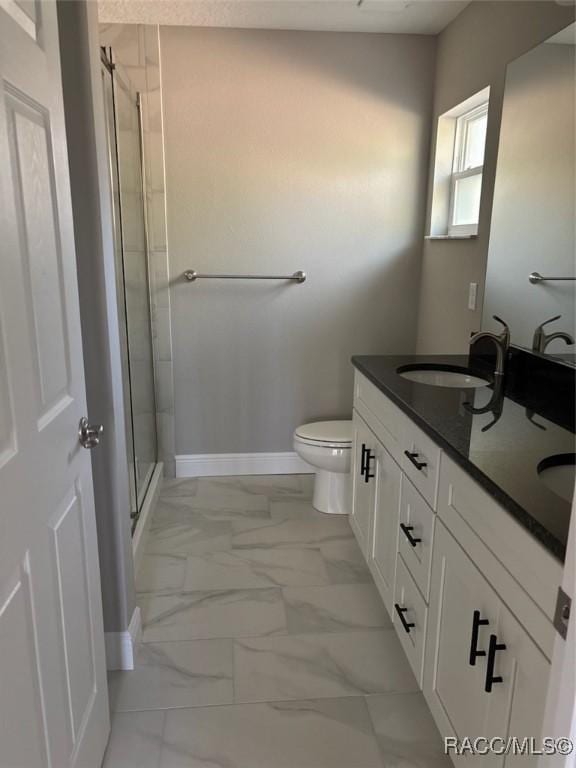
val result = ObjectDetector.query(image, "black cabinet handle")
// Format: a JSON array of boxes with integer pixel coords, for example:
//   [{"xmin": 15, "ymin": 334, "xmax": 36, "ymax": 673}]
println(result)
[
  {"xmin": 484, "ymin": 634, "xmax": 506, "ymax": 692},
  {"xmin": 364, "ymin": 449, "xmax": 375, "ymax": 483},
  {"xmin": 404, "ymin": 450, "xmax": 427, "ymax": 471},
  {"xmin": 360, "ymin": 444, "xmax": 375, "ymax": 484},
  {"xmin": 360, "ymin": 444, "xmax": 368, "ymax": 477},
  {"xmin": 469, "ymin": 610, "xmax": 489, "ymax": 666},
  {"xmin": 400, "ymin": 523, "xmax": 421, "ymax": 547},
  {"xmin": 394, "ymin": 603, "xmax": 415, "ymax": 634}
]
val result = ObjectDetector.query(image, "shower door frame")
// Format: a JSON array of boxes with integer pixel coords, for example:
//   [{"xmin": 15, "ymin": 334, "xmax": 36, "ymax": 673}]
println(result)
[
  {"xmin": 101, "ymin": 47, "xmax": 158, "ymax": 530},
  {"xmin": 133, "ymin": 88, "xmax": 158, "ymax": 514}
]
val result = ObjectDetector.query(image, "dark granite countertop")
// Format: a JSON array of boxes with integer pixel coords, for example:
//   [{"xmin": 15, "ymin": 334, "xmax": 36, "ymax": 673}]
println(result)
[{"xmin": 352, "ymin": 354, "xmax": 575, "ymax": 562}]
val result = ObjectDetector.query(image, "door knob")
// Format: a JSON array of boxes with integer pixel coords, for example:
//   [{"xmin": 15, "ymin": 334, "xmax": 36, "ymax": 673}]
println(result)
[{"xmin": 79, "ymin": 417, "xmax": 104, "ymax": 449}]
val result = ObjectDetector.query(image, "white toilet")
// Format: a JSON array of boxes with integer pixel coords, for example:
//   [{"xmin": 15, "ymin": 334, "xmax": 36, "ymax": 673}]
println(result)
[{"xmin": 293, "ymin": 420, "xmax": 352, "ymax": 515}]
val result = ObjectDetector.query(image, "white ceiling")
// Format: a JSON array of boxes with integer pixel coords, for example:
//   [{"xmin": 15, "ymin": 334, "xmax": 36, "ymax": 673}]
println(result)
[{"xmin": 97, "ymin": 0, "xmax": 470, "ymax": 35}]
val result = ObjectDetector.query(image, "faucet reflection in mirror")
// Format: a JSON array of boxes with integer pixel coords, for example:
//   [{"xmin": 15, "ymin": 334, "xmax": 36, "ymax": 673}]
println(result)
[{"xmin": 532, "ymin": 315, "xmax": 575, "ymax": 355}]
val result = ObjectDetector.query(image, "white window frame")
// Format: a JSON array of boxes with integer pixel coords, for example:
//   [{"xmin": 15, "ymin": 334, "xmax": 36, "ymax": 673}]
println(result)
[{"xmin": 447, "ymin": 101, "xmax": 488, "ymax": 237}]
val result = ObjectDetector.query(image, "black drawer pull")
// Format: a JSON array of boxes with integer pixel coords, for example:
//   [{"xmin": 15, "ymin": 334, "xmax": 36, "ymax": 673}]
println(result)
[
  {"xmin": 360, "ymin": 443, "xmax": 368, "ymax": 477},
  {"xmin": 404, "ymin": 450, "xmax": 427, "ymax": 471},
  {"xmin": 364, "ymin": 449, "xmax": 375, "ymax": 482},
  {"xmin": 469, "ymin": 610, "xmax": 489, "ymax": 666},
  {"xmin": 360, "ymin": 444, "xmax": 375, "ymax": 482},
  {"xmin": 394, "ymin": 603, "xmax": 415, "ymax": 634},
  {"xmin": 484, "ymin": 634, "xmax": 506, "ymax": 692},
  {"xmin": 400, "ymin": 523, "xmax": 421, "ymax": 547}
]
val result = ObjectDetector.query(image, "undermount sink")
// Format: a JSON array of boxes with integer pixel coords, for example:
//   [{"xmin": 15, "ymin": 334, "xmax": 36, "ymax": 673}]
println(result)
[
  {"xmin": 537, "ymin": 454, "xmax": 576, "ymax": 503},
  {"xmin": 397, "ymin": 364, "xmax": 491, "ymax": 389}
]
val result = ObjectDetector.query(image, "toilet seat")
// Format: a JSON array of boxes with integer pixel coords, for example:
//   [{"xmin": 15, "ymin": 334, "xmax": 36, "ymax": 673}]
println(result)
[{"xmin": 294, "ymin": 420, "xmax": 352, "ymax": 449}]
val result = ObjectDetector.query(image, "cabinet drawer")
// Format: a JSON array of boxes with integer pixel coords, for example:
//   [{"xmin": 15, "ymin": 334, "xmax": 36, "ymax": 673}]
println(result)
[
  {"xmin": 354, "ymin": 372, "xmax": 406, "ymax": 465},
  {"xmin": 398, "ymin": 477, "xmax": 435, "ymax": 601},
  {"xmin": 393, "ymin": 555, "xmax": 427, "ymax": 687},
  {"xmin": 401, "ymin": 419, "xmax": 441, "ymax": 509}
]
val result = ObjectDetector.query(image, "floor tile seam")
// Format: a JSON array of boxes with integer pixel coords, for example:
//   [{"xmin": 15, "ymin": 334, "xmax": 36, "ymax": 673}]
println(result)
[
  {"xmin": 362, "ymin": 695, "xmax": 388, "ymax": 768},
  {"xmin": 136, "ymin": 585, "xmax": 286, "ymax": 597},
  {"xmin": 138, "ymin": 626, "xmax": 397, "ymax": 645},
  {"xmin": 113, "ymin": 692, "xmax": 388, "ymax": 716}
]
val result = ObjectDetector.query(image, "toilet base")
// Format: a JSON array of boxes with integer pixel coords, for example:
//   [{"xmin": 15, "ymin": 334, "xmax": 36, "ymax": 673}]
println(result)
[{"xmin": 312, "ymin": 470, "xmax": 350, "ymax": 515}]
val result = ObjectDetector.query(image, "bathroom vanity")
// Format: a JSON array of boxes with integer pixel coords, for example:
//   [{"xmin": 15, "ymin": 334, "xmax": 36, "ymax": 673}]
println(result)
[{"xmin": 349, "ymin": 353, "xmax": 574, "ymax": 762}]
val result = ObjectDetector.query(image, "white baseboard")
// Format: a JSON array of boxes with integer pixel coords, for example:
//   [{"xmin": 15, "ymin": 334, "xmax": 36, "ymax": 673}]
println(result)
[
  {"xmin": 132, "ymin": 462, "xmax": 163, "ymax": 577},
  {"xmin": 105, "ymin": 606, "xmax": 142, "ymax": 671},
  {"xmin": 175, "ymin": 451, "xmax": 314, "ymax": 478}
]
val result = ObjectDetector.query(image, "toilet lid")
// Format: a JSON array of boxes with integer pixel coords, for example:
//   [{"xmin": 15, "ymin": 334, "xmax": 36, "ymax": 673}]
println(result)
[{"xmin": 294, "ymin": 420, "xmax": 352, "ymax": 445}]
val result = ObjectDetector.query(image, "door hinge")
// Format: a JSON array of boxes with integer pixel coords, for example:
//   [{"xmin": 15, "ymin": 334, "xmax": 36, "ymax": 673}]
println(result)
[{"xmin": 553, "ymin": 586, "xmax": 571, "ymax": 640}]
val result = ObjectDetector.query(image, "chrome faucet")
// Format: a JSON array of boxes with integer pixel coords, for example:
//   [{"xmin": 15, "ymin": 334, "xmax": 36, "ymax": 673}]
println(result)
[
  {"xmin": 532, "ymin": 315, "xmax": 575, "ymax": 355},
  {"xmin": 469, "ymin": 316, "xmax": 510, "ymax": 377}
]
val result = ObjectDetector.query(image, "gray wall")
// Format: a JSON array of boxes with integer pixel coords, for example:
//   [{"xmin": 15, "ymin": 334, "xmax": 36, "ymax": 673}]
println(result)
[
  {"xmin": 161, "ymin": 27, "xmax": 436, "ymax": 455},
  {"xmin": 416, "ymin": 1, "xmax": 575, "ymax": 354},
  {"xmin": 57, "ymin": 0, "xmax": 136, "ymax": 633}
]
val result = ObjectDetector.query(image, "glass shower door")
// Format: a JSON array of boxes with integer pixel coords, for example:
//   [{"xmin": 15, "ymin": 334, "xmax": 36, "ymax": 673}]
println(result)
[{"xmin": 102, "ymin": 52, "xmax": 158, "ymax": 525}]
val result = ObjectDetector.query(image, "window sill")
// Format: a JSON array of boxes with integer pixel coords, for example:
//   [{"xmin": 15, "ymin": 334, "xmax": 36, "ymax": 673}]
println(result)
[{"xmin": 425, "ymin": 235, "xmax": 478, "ymax": 241}]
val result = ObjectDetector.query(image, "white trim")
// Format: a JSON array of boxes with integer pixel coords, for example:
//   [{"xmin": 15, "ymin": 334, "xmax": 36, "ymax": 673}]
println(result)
[
  {"xmin": 175, "ymin": 452, "xmax": 314, "ymax": 478},
  {"xmin": 104, "ymin": 606, "xmax": 141, "ymax": 671},
  {"xmin": 0, "ymin": 0, "xmax": 37, "ymax": 39},
  {"xmin": 443, "ymin": 85, "xmax": 491, "ymax": 119},
  {"xmin": 132, "ymin": 462, "xmax": 163, "ymax": 577}
]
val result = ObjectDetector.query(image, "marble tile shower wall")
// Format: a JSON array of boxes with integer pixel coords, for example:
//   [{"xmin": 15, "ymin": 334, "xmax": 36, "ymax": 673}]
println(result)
[
  {"xmin": 100, "ymin": 23, "xmax": 176, "ymax": 477},
  {"xmin": 103, "ymin": 476, "xmax": 450, "ymax": 767}
]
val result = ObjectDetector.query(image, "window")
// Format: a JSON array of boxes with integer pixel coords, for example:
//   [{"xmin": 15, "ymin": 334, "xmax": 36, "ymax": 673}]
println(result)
[
  {"xmin": 448, "ymin": 102, "xmax": 488, "ymax": 236},
  {"xmin": 428, "ymin": 87, "xmax": 490, "ymax": 240}
]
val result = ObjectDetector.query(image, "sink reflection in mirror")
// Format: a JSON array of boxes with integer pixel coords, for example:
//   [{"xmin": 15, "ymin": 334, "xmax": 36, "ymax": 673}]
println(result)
[
  {"xmin": 537, "ymin": 454, "xmax": 576, "ymax": 504},
  {"xmin": 482, "ymin": 21, "xmax": 575, "ymax": 365},
  {"xmin": 466, "ymin": 389, "xmax": 576, "ymax": 514}
]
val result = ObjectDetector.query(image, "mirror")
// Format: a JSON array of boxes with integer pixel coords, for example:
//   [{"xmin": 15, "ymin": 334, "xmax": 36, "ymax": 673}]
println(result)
[{"xmin": 483, "ymin": 22, "xmax": 575, "ymax": 364}]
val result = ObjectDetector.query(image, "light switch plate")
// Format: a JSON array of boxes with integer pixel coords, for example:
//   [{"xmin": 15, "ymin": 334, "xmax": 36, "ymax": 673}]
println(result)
[{"xmin": 468, "ymin": 282, "xmax": 478, "ymax": 311}]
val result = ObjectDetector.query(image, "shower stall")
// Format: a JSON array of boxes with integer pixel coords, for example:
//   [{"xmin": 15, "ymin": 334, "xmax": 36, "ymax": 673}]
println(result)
[{"xmin": 101, "ymin": 48, "xmax": 158, "ymax": 530}]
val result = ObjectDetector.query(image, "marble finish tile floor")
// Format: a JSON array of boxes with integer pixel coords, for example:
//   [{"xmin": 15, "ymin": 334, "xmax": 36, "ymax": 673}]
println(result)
[{"xmin": 103, "ymin": 474, "xmax": 450, "ymax": 768}]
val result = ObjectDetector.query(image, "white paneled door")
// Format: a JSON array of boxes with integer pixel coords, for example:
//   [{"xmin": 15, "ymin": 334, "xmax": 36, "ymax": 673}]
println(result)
[{"xmin": 0, "ymin": 3, "xmax": 109, "ymax": 768}]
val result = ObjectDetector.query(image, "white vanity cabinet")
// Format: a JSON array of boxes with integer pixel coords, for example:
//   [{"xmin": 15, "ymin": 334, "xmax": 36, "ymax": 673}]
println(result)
[
  {"xmin": 350, "ymin": 412, "xmax": 378, "ymax": 556},
  {"xmin": 370, "ymin": 437, "xmax": 402, "ymax": 614},
  {"xmin": 350, "ymin": 370, "xmax": 561, "ymax": 763},
  {"xmin": 424, "ymin": 520, "xmax": 550, "ymax": 767},
  {"xmin": 352, "ymin": 372, "xmax": 436, "ymax": 684},
  {"xmin": 351, "ymin": 410, "xmax": 402, "ymax": 613}
]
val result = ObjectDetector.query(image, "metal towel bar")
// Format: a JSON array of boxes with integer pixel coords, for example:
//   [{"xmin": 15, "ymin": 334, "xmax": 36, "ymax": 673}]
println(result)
[
  {"xmin": 529, "ymin": 272, "xmax": 576, "ymax": 284},
  {"xmin": 183, "ymin": 270, "xmax": 306, "ymax": 283}
]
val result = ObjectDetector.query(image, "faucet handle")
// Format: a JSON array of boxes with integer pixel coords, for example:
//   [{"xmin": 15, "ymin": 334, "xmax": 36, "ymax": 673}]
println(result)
[
  {"xmin": 535, "ymin": 314, "xmax": 561, "ymax": 333},
  {"xmin": 492, "ymin": 315, "xmax": 510, "ymax": 344}
]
